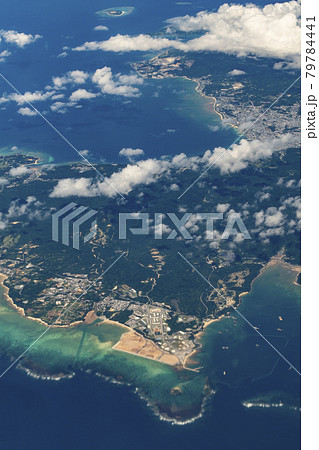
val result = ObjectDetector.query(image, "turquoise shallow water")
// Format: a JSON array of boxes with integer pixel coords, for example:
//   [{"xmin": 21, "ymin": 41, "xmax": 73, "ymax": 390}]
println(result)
[
  {"xmin": 0, "ymin": 262, "xmax": 301, "ymax": 428},
  {"xmin": 0, "ymin": 0, "xmax": 301, "ymax": 446},
  {"xmin": 0, "ymin": 279, "xmax": 207, "ymax": 421}
]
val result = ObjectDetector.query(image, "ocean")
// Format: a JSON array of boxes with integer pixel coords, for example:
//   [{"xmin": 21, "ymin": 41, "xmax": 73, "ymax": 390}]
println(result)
[
  {"xmin": 0, "ymin": 0, "xmax": 274, "ymax": 164},
  {"xmin": 0, "ymin": 263, "xmax": 300, "ymax": 449},
  {"xmin": 0, "ymin": 0, "xmax": 301, "ymax": 448}
]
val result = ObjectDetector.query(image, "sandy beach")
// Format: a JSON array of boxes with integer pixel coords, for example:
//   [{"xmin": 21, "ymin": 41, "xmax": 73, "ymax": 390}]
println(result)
[
  {"xmin": 113, "ymin": 330, "xmax": 180, "ymax": 366},
  {"xmin": 132, "ymin": 55, "xmax": 239, "ymax": 133},
  {"xmin": 0, "ymin": 273, "xmax": 51, "ymax": 328},
  {"xmin": 0, "ymin": 274, "xmax": 130, "ymax": 332},
  {"xmin": 1, "ymin": 254, "xmax": 300, "ymax": 371}
]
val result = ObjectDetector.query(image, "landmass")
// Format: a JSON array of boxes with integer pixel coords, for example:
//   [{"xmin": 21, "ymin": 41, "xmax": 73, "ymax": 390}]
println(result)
[
  {"xmin": 96, "ymin": 7, "xmax": 134, "ymax": 18},
  {"xmin": 132, "ymin": 52, "xmax": 300, "ymax": 141},
  {"xmin": 0, "ymin": 137, "xmax": 300, "ymax": 370},
  {"xmin": 0, "ymin": 4, "xmax": 301, "ymax": 425}
]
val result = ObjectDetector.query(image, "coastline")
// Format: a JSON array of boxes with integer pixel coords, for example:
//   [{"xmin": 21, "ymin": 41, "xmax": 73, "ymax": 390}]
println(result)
[
  {"xmin": 0, "ymin": 273, "xmax": 82, "ymax": 328},
  {"xmin": 0, "ymin": 273, "xmax": 129, "ymax": 332},
  {"xmin": 183, "ymin": 313, "xmax": 227, "ymax": 370},
  {"xmin": 1, "ymin": 254, "xmax": 300, "ymax": 370},
  {"xmin": 0, "ymin": 275, "xmax": 210, "ymax": 424},
  {"xmin": 0, "ymin": 257, "xmax": 301, "ymax": 425},
  {"xmin": 132, "ymin": 56, "xmax": 240, "ymax": 134},
  {"xmin": 112, "ymin": 330, "xmax": 181, "ymax": 367},
  {"xmin": 183, "ymin": 256, "xmax": 300, "ymax": 370},
  {"xmin": 173, "ymin": 75, "xmax": 241, "ymax": 132},
  {"xmin": 235, "ymin": 255, "xmax": 300, "ymax": 307},
  {"xmin": 0, "ymin": 147, "xmax": 53, "ymax": 165},
  {"xmin": 0, "ymin": 274, "xmax": 182, "ymax": 369},
  {"xmin": 0, "ymin": 274, "xmax": 49, "ymax": 329},
  {"xmin": 0, "ymin": 146, "xmax": 116, "ymax": 168},
  {"xmin": 253, "ymin": 256, "xmax": 300, "ymax": 285}
]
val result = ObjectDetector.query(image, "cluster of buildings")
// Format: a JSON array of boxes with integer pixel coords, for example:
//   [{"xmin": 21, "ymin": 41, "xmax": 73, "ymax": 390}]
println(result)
[
  {"xmin": 133, "ymin": 55, "xmax": 193, "ymax": 80},
  {"xmin": 214, "ymin": 92, "xmax": 300, "ymax": 141},
  {"xmin": 0, "ymin": 254, "xmax": 199, "ymax": 361},
  {"xmin": 95, "ymin": 292, "xmax": 197, "ymax": 362},
  {"xmin": 0, "ymin": 259, "xmax": 103, "ymax": 324}
]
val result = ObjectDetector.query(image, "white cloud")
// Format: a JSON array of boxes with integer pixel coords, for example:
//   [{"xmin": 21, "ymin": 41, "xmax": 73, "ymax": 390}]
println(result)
[
  {"xmin": 170, "ymin": 183, "xmax": 179, "ymax": 191},
  {"xmin": 94, "ymin": 26, "xmax": 109, "ymax": 31},
  {"xmin": 92, "ymin": 66, "xmax": 143, "ymax": 97},
  {"xmin": 1, "ymin": 66, "xmax": 144, "ymax": 117},
  {"xmin": 69, "ymin": 89, "xmax": 98, "ymax": 102},
  {"xmin": 50, "ymin": 158, "xmax": 169, "ymax": 198},
  {"xmin": 49, "ymin": 133, "xmax": 299, "ymax": 198},
  {"xmin": 93, "ymin": 158, "xmax": 169, "ymax": 197},
  {"xmin": 264, "ymin": 207, "xmax": 285, "ymax": 227},
  {"xmin": 0, "ymin": 29, "xmax": 41, "ymax": 48},
  {"xmin": 254, "ymin": 206, "xmax": 285, "ymax": 228},
  {"xmin": 167, "ymin": 1, "xmax": 301, "ymax": 65},
  {"xmin": 216, "ymin": 203, "xmax": 230, "ymax": 213},
  {"xmin": 0, "ymin": 196, "xmax": 48, "ymax": 229},
  {"xmin": 258, "ymin": 192, "xmax": 271, "ymax": 202},
  {"xmin": 9, "ymin": 166, "xmax": 32, "ymax": 177},
  {"xmin": 254, "ymin": 195, "xmax": 301, "ymax": 241},
  {"xmin": 153, "ymin": 221, "xmax": 172, "ymax": 236},
  {"xmin": 117, "ymin": 74, "xmax": 144, "ymax": 86},
  {"xmin": 273, "ymin": 59, "xmax": 300, "ymax": 70},
  {"xmin": 228, "ymin": 69, "xmax": 246, "ymax": 76},
  {"xmin": 259, "ymin": 226, "xmax": 285, "ymax": 241},
  {"xmin": 51, "ymin": 93, "xmax": 65, "ymax": 100},
  {"xmin": 119, "ymin": 148, "xmax": 144, "ymax": 162},
  {"xmin": 170, "ymin": 152, "xmax": 201, "ymax": 171},
  {"xmin": 7, "ymin": 196, "xmax": 37, "ymax": 218},
  {"xmin": 282, "ymin": 196, "xmax": 301, "ymax": 221},
  {"xmin": 253, "ymin": 204, "xmax": 291, "ymax": 242},
  {"xmin": 74, "ymin": 1, "xmax": 301, "ymax": 67},
  {"xmin": 203, "ymin": 134, "xmax": 299, "ymax": 174},
  {"xmin": 4, "ymin": 90, "xmax": 54, "ymax": 106},
  {"xmin": 50, "ymin": 88, "xmax": 98, "ymax": 112},
  {"xmin": 284, "ymin": 179, "xmax": 299, "ymax": 188},
  {"xmin": 50, "ymin": 101, "xmax": 67, "ymax": 114},
  {"xmin": 0, "ymin": 50, "xmax": 11, "ymax": 62},
  {"xmin": 52, "ymin": 70, "xmax": 89, "ymax": 89},
  {"xmin": 0, "ymin": 217, "xmax": 7, "ymax": 230},
  {"xmin": 17, "ymin": 107, "xmax": 37, "ymax": 117},
  {"xmin": 49, "ymin": 177, "xmax": 97, "ymax": 198},
  {"xmin": 79, "ymin": 149, "xmax": 90, "ymax": 157},
  {"xmin": 74, "ymin": 34, "xmax": 181, "ymax": 53}
]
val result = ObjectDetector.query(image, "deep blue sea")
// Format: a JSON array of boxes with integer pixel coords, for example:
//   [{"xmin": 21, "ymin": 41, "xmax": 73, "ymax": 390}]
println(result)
[
  {"xmin": 0, "ymin": 1, "xmax": 300, "ymax": 448},
  {"xmin": 1, "ymin": 0, "xmax": 276, "ymax": 164},
  {"xmin": 0, "ymin": 367, "xmax": 300, "ymax": 450},
  {"xmin": 0, "ymin": 263, "xmax": 300, "ymax": 450}
]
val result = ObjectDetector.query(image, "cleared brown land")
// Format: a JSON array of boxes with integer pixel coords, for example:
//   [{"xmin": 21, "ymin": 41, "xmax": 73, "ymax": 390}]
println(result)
[
  {"xmin": 113, "ymin": 331, "xmax": 179, "ymax": 366},
  {"xmin": 84, "ymin": 311, "xmax": 98, "ymax": 324}
]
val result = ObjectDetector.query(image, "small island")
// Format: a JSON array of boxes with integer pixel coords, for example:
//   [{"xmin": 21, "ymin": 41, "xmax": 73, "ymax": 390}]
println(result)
[{"xmin": 96, "ymin": 7, "xmax": 134, "ymax": 18}]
